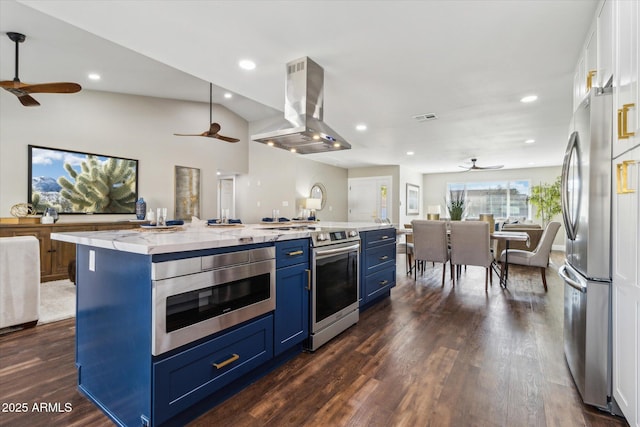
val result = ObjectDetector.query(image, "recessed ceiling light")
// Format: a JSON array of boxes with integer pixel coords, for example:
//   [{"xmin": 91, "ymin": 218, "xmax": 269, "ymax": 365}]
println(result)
[
  {"xmin": 333, "ymin": 142, "xmax": 341, "ymax": 148},
  {"xmin": 356, "ymin": 124, "xmax": 367, "ymax": 131},
  {"xmin": 520, "ymin": 95, "xmax": 538, "ymax": 103},
  {"xmin": 406, "ymin": 151, "xmax": 415, "ymax": 156},
  {"xmin": 88, "ymin": 73, "xmax": 101, "ymax": 80},
  {"xmin": 290, "ymin": 148, "xmax": 297, "ymax": 153},
  {"xmin": 216, "ymin": 171, "xmax": 221, "ymax": 175},
  {"xmin": 267, "ymin": 141, "xmax": 275, "ymax": 147},
  {"xmin": 239, "ymin": 59, "xmax": 256, "ymax": 70},
  {"xmin": 525, "ymin": 139, "xmax": 535, "ymax": 144},
  {"xmin": 224, "ymin": 92, "xmax": 233, "ymax": 99}
]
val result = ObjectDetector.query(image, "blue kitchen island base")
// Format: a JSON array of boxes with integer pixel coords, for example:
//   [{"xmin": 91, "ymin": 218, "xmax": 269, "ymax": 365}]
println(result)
[{"xmin": 74, "ymin": 244, "xmax": 306, "ymax": 427}]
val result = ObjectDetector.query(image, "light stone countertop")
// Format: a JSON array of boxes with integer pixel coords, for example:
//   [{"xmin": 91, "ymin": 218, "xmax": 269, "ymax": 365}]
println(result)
[{"xmin": 51, "ymin": 222, "xmax": 396, "ymax": 255}]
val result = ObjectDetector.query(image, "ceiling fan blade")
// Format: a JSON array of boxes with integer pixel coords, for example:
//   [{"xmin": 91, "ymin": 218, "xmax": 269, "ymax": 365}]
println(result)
[
  {"xmin": 213, "ymin": 134, "xmax": 240, "ymax": 143},
  {"xmin": 173, "ymin": 132, "xmax": 208, "ymax": 137},
  {"xmin": 21, "ymin": 82, "xmax": 82, "ymax": 94},
  {"xmin": 18, "ymin": 94, "xmax": 40, "ymax": 107},
  {"xmin": 475, "ymin": 164, "xmax": 504, "ymax": 170}
]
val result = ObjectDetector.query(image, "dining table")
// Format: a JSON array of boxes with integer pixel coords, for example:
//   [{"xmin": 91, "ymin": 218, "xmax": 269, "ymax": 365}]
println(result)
[
  {"xmin": 397, "ymin": 227, "xmax": 530, "ymax": 287},
  {"xmin": 490, "ymin": 231, "xmax": 530, "ymax": 287}
]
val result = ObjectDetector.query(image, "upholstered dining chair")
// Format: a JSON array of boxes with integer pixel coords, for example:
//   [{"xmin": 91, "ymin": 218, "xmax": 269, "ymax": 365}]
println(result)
[
  {"xmin": 397, "ymin": 223, "xmax": 414, "ymax": 274},
  {"xmin": 499, "ymin": 221, "xmax": 561, "ymax": 291},
  {"xmin": 411, "ymin": 220, "xmax": 452, "ymax": 285},
  {"xmin": 449, "ymin": 221, "xmax": 494, "ymax": 291}
]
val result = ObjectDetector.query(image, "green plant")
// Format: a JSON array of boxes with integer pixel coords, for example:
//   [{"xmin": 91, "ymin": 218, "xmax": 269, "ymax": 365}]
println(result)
[
  {"xmin": 447, "ymin": 189, "xmax": 465, "ymax": 220},
  {"xmin": 57, "ymin": 156, "xmax": 137, "ymax": 213},
  {"xmin": 529, "ymin": 177, "xmax": 562, "ymax": 226}
]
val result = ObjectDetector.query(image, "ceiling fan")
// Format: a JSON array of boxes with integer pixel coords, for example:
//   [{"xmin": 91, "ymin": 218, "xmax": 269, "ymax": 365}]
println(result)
[
  {"xmin": 0, "ymin": 32, "xmax": 81, "ymax": 107},
  {"xmin": 173, "ymin": 83, "xmax": 240, "ymax": 142},
  {"xmin": 459, "ymin": 158, "xmax": 504, "ymax": 171}
]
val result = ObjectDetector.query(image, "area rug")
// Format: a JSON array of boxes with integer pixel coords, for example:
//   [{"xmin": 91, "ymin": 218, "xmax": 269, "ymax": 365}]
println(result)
[{"xmin": 38, "ymin": 279, "xmax": 76, "ymax": 325}]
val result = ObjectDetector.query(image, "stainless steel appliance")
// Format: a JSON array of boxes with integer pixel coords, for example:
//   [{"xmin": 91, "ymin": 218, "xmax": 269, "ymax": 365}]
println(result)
[
  {"xmin": 251, "ymin": 57, "xmax": 351, "ymax": 154},
  {"xmin": 559, "ymin": 87, "xmax": 621, "ymax": 414},
  {"xmin": 151, "ymin": 247, "xmax": 275, "ymax": 355},
  {"xmin": 307, "ymin": 228, "xmax": 360, "ymax": 351}
]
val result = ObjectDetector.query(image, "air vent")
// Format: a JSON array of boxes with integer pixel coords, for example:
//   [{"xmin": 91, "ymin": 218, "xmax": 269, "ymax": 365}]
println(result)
[{"xmin": 412, "ymin": 113, "xmax": 438, "ymax": 122}]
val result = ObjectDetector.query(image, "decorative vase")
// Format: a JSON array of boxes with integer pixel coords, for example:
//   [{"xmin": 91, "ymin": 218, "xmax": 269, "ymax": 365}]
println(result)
[
  {"xmin": 136, "ymin": 198, "xmax": 147, "ymax": 220},
  {"xmin": 44, "ymin": 207, "xmax": 59, "ymax": 223}
]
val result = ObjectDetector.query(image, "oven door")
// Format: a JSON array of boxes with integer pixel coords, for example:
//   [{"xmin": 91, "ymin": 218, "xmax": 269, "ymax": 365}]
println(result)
[
  {"xmin": 311, "ymin": 241, "xmax": 360, "ymax": 333},
  {"xmin": 152, "ymin": 259, "xmax": 275, "ymax": 355}
]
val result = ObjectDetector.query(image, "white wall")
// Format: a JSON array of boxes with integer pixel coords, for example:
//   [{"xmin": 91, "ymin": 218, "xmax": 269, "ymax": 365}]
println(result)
[{"xmin": 0, "ymin": 89, "xmax": 349, "ymax": 223}]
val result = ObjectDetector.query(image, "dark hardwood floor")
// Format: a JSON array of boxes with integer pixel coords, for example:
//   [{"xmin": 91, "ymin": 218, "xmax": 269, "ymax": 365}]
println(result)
[{"xmin": 0, "ymin": 252, "xmax": 629, "ymax": 427}]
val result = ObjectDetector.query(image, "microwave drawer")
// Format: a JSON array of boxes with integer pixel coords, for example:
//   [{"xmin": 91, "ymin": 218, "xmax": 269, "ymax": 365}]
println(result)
[{"xmin": 153, "ymin": 315, "xmax": 273, "ymax": 425}]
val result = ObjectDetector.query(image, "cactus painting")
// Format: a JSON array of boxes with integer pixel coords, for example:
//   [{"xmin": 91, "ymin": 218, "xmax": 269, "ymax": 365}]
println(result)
[{"xmin": 29, "ymin": 145, "xmax": 138, "ymax": 214}]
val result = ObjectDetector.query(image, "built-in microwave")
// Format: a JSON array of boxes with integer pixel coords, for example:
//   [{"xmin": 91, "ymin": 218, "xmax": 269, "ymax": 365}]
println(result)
[{"xmin": 151, "ymin": 247, "xmax": 275, "ymax": 355}]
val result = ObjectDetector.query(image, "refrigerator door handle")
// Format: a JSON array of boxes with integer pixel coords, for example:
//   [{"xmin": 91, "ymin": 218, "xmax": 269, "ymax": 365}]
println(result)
[
  {"xmin": 559, "ymin": 265, "xmax": 587, "ymax": 293},
  {"xmin": 561, "ymin": 131, "xmax": 581, "ymax": 241}
]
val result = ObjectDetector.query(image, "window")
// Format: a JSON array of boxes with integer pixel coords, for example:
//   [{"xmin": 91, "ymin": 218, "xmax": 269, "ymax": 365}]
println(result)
[{"xmin": 446, "ymin": 180, "xmax": 531, "ymax": 219}]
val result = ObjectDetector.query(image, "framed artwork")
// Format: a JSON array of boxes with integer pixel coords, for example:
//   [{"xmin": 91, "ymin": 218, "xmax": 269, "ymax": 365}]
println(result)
[
  {"xmin": 406, "ymin": 183, "xmax": 420, "ymax": 215},
  {"xmin": 175, "ymin": 166, "xmax": 200, "ymax": 220}
]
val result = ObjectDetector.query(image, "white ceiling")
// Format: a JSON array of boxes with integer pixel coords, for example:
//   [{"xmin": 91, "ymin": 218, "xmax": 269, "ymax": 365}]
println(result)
[{"xmin": 1, "ymin": 0, "xmax": 598, "ymax": 173}]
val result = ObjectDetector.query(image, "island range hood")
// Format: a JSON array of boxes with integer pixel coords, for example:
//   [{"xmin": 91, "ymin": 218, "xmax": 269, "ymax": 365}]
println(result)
[{"xmin": 251, "ymin": 57, "xmax": 351, "ymax": 154}]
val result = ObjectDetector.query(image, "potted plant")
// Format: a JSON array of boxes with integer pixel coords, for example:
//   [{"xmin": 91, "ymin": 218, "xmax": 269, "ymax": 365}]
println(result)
[
  {"xmin": 529, "ymin": 176, "xmax": 562, "ymax": 226},
  {"xmin": 447, "ymin": 189, "xmax": 465, "ymax": 221}
]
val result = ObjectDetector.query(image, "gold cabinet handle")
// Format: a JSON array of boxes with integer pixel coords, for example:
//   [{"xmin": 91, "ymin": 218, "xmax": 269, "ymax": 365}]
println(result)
[
  {"xmin": 379, "ymin": 255, "xmax": 389, "ymax": 261},
  {"xmin": 287, "ymin": 250, "xmax": 304, "ymax": 256},
  {"xmin": 618, "ymin": 109, "xmax": 626, "ymax": 139},
  {"xmin": 212, "ymin": 353, "xmax": 240, "ymax": 369},
  {"xmin": 616, "ymin": 160, "xmax": 636, "ymax": 194},
  {"xmin": 379, "ymin": 280, "xmax": 389, "ymax": 286},
  {"xmin": 618, "ymin": 103, "xmax": 636, "ymax": 139},
  {"xmin": 586, "ymin": 70, "xmax": 596, "ymax": 91},
  {"xmin": 306, "ymin": 269, "xmax": 311, "ymax": 291}
]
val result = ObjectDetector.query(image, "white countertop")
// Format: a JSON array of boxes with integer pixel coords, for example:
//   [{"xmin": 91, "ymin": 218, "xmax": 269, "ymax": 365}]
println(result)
[{"xmin": 51, "ymin": 222, "xmax": 395, "ymax": 255}]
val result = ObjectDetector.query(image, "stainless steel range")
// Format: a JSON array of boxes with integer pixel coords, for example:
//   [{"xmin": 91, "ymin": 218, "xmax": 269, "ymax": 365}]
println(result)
[{"xmin": 306, "ymin": 228, "xmax": 360, "ymax": 351}]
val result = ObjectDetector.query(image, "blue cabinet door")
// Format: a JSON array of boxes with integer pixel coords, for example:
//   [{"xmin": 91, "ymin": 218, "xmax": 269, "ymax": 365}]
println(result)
[{"xmin": 274, "ymin": 262, "xmax": 310, "ymax": 355}]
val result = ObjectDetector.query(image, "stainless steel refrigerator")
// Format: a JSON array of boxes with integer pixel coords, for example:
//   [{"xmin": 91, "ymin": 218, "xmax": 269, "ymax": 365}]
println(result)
[{"xmin": 559, "ymin": 87, "xmax": 621, "ymax": 415}]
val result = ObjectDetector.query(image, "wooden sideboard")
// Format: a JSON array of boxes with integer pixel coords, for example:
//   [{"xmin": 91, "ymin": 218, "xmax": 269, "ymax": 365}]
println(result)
[{"xmin": 0, "ymin": 221, "xmax": 141, "ymax": 282}]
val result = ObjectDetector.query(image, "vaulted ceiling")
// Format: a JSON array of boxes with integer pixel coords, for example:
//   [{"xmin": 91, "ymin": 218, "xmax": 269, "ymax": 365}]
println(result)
[{"xmin": 1, "ymin": 0, "xmax": 598, "ymax": 172}]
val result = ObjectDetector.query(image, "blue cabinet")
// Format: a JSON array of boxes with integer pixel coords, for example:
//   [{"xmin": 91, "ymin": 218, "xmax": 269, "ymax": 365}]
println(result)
[
  {"xmin": 359, "ymin": 228, "xmax": 396, "ymax": 309},
  {"xmin": 274, "ymin": 239, "xmax": 310, "ymax": 355},
  {"xmin": 153, "ymin": 315, "xmax": 273, "ymax": 425}
]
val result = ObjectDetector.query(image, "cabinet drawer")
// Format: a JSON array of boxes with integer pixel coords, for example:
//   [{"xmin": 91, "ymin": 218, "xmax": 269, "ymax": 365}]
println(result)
[
  {"xmin": 275, "ymin": 239, "xmax": 310, "ymax": 269},
  {"xmin": 363, "ymin": 243, "xmax": 396, "ymax": 274},
  {"xmin": 362, "ymin": 228, "xmax": 396, "ymax": 248},
  {"xmin": 153, "ymin": 315, "xmax": 273, "ymax": 425},
  {"xmin": 364, "ymin": 267, "xmax": 396, "ymax": 301}
]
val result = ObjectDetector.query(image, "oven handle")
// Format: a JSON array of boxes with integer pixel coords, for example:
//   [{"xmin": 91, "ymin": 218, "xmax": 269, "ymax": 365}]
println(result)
[{"xmin": 315, "ymin": 243, "xmax": 360, "ymax": 257}]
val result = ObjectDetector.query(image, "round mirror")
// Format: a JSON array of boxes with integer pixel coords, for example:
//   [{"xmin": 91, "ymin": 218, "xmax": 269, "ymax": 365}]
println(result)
[{"xmin": 309, "ymin": 183, "xmax": 326, "ymax": 210}]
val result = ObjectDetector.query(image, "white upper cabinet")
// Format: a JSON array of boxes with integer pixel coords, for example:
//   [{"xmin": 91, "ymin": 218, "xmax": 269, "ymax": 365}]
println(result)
[
  {"xmin": 597, "ymin": 0, "xmax": 614, "ymax": 87},
  {"xmin": 613, "ymin": 0, "xmax": 639, "ymax": 157}
]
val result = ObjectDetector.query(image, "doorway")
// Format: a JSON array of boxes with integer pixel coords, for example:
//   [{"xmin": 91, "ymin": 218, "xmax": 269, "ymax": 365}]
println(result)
[
  {"xmin": 217, "ymin": 176, "xmax": 235, "ymax": 219},
  {"xmin": 347, "ymin": 176, "xmax": 392, "ymax": 222}
]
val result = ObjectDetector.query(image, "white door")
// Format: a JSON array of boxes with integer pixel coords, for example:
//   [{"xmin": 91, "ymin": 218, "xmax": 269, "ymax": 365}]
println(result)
[
  {"xmin": 348, "ymin": 176, "xmax": 392, "ymax": 222},
  {"xmin": 612, "ymin": 146, "xmax": 639, "ymax": 427},
  {"xmin": 218, "ymin": 177, "xmax": 235, "ymax": 219}
]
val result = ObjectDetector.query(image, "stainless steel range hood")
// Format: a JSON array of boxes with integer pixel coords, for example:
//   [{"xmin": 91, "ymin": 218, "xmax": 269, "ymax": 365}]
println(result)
[{"xmin": 252, "ymin": 57, "xmax": 351, "ymax": 154}]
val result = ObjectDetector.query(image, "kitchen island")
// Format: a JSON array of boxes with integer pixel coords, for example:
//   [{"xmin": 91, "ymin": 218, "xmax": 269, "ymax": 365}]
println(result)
[{"xmin": 51, "ymin": 222, "xmax": 395, "ymax": 427}]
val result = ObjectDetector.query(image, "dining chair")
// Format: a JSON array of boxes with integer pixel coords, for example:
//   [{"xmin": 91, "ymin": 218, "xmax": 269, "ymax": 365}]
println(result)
[
  {"xmin": 411, "ymin": 220, "xmax": 452, "ymax": 285},
  {"xmin": 449, "ymin": 221, "xmax": 494, "ymax": 291},
  {"xmin": 499, "ymin": 221, "xmax": 561, "ymax": 291},
  {"xmin": 397, "ymin": 223, "xmax": 415, "ymax": 274}
]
